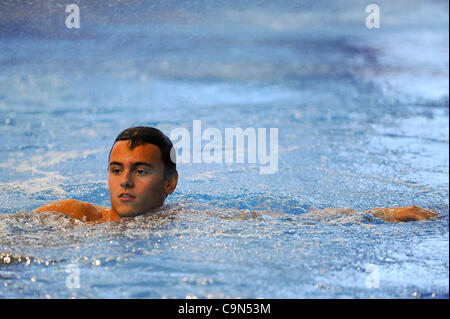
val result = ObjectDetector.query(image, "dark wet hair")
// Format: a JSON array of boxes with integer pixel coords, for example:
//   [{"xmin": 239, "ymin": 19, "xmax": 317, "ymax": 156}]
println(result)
[{"xmin": 109, "ymin": 126, "xmax": 176, "ymax": 178}]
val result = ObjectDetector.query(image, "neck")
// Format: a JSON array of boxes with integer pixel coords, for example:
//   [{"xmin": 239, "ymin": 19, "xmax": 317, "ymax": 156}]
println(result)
[
  {"xmin": 106, "ymin": 205, "xmax": 164, "ymax": 220},
  {"xmin": 102, "ymin": 208, "xmax": 122, "ymax": 221}
]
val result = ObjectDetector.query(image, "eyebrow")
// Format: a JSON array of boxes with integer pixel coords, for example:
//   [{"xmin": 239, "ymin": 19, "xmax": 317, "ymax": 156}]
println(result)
[{"xmin": 109, "ymin": 161, "xmax": 154, "ymax": 169}]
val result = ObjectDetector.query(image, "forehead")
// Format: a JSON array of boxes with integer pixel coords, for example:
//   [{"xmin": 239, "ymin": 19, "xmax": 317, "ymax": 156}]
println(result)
[{"xmin": 109, "ymin": 141, "xmax": 163, "ymax": 165}]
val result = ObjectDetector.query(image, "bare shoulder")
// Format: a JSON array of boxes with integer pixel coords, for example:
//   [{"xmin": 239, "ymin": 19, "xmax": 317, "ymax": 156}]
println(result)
[
  {"xmin": 34, "ymin": 199, "xmax": 104, "ymax": 222},
  {"xmin": 93, "ymin": 204, "xmax": 121, "ymax": 221}
]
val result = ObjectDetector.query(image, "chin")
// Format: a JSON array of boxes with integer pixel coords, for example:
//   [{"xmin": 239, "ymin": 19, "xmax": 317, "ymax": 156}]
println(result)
[
  {"xmin": 114, "ymin": 206, "xmax": 142, "ymax": 218},
  {"xmin": 115, "ymin": 204, "xmax": 163, "ymax": 218},
  {"xmin": 118, "ymin": 211, "xmax": 142, "ymax": 218}
]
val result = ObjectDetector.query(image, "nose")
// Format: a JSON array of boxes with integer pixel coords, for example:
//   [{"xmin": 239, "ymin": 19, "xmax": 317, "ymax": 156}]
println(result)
[{"xmin": 120, "ymin": 169, "xmax": 134, "ymax": 188}]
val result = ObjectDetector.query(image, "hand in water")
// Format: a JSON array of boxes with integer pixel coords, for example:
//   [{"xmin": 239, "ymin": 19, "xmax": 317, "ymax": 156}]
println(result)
[
  {"xmin": 309, "ymin": 205, "xmax": 437, "ymax": 222},
  {"xmin": 363, "ymin": 206, "xmax": 437, "ymax": 222}
]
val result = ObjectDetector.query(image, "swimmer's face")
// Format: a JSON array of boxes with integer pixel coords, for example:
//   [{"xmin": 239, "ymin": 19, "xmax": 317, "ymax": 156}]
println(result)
[{"xmin": 108, "ymin": 141, "xmax": 177, "ymax": 217}]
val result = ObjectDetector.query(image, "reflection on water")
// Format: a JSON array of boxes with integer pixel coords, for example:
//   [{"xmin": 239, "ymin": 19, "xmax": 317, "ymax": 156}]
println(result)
[{"xmin": 0, "ymin": 0, "xmax": 448, "ymax": 298}]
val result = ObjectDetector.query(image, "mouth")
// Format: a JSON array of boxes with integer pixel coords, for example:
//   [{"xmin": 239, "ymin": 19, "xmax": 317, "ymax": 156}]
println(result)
[{"xmin": 118, "ymin": 193, "xmax": 136, "ymax": 202}]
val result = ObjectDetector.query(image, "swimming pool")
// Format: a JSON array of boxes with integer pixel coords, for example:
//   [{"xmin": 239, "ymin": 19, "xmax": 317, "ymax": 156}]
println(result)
[{"xmin": 0, "ymin": 0, "xmax": 448, "ymax": 298}]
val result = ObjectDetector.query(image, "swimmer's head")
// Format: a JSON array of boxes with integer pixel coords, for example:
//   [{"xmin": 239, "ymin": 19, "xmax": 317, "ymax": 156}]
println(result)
[
  {"xmin": 108, "ymin": 126, "xmax": 178, "ymax": 217},
  {"xmin": 109, "ymin": 126, "xmax": 176, "ymax": 178}
]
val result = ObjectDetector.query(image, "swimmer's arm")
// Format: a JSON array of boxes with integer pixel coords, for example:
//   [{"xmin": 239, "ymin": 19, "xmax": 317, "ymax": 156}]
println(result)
[
  {"xmin": 361, "ymin": 206, "xmax": 437, "ymax": 222},
  {"xmin": 308, "ymin": 206, "xmax": 437, "ymax": 222},
  {"xmin": 34, "ymin": 199, "xmax": 104, "ymax": 222}
]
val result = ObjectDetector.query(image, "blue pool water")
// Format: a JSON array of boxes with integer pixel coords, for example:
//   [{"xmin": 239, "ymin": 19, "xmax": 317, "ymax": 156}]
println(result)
[{"xmin": 0, "ymin": 0, "xmax": 448, "ymax": 298}]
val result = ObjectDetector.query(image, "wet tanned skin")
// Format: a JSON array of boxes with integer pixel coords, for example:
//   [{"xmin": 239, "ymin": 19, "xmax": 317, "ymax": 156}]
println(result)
[
  {"xmin": 34, "ymin": 199, "xmax": 120, "ymax": 224},
  {"xmin": 362, "ymin": 206, "xmax": 437, "ymax": 222},
  {"xmin": 307, "ymin": 206, "xmax": 437, "ymax": 222},
  {"xmin": 108, "ymin": 141, "xmax": 177, "ymax": 218},
  {"xmin": 34, "ymin": 196, "xmax": 437, "ymax": 224}
]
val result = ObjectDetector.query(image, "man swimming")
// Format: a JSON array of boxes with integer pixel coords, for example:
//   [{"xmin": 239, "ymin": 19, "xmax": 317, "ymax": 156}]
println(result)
[
  {"xmin": 34, "ymin": 126, "xmax": 437, "ymax": 223},
  {"xmin": 34, "ymin": 126, "xmax": 178, "ymax": 223}
]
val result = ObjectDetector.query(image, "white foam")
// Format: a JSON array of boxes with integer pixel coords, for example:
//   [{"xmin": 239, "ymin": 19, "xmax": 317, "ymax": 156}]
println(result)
[
  {"xmin": 0, "ymin": 172, "xmax": 68, "ymax": 196},
  {"xmin": 0, "ymin": 148, "xmax": 106, "ymax": 196},
  {"xmin": 10, "ymin": 148, "xmax": 104, "ymax": 173}
]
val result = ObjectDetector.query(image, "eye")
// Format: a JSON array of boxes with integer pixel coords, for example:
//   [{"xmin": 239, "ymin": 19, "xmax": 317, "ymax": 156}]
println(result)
[
  {"xmin": 136, "ymin": 169, "xmax": 148, "ymax": 176},
  {"xmin": 110, "ymin": 168, "xmax": 121, "ymax": 175}
]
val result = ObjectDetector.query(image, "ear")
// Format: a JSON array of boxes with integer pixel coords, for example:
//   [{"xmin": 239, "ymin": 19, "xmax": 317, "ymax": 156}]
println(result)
[{"xmin": 164, "ymin": 171, "xmax": 178, "ymax": 195}]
